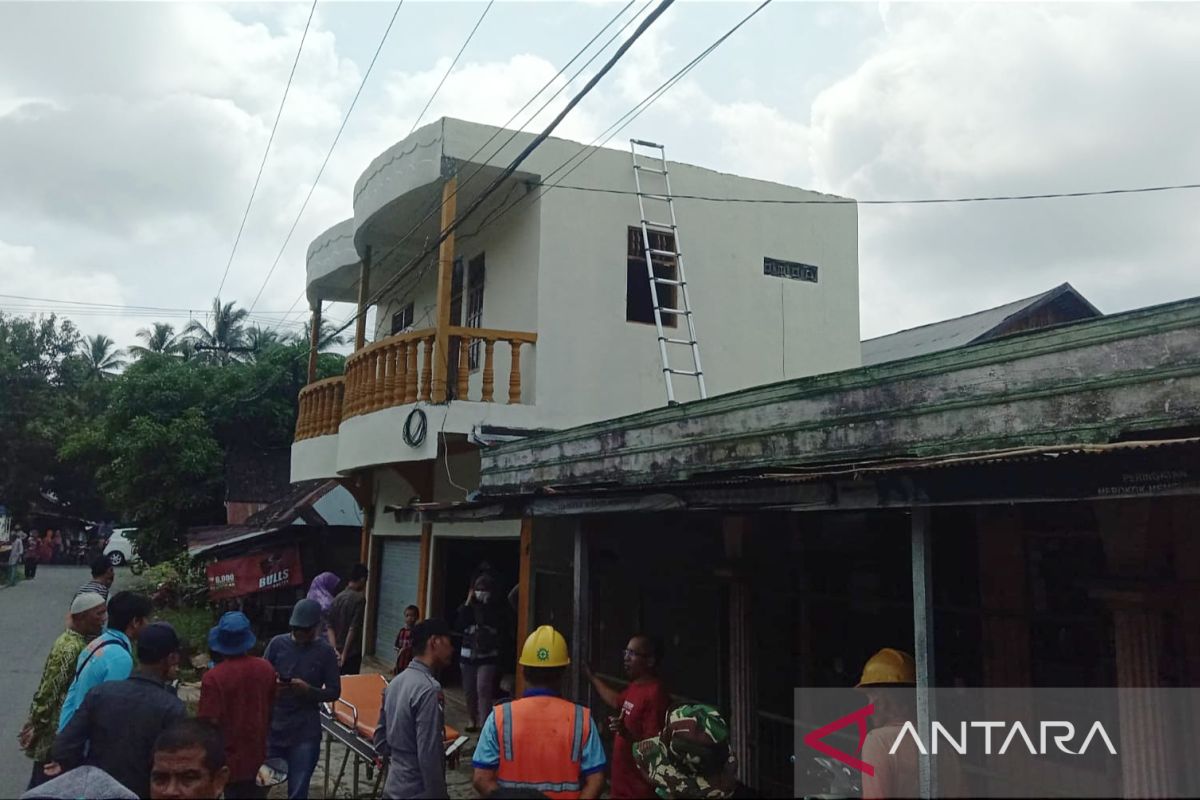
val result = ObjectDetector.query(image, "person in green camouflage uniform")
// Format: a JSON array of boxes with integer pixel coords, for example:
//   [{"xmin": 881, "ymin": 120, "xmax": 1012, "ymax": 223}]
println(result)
[
  {"xmin": 19, "ymin": 592, "xmax": 107, "ymax": 790},
  {"xmin": 633, "ymin": 703, "xmax": 738, "ymax": 799}
]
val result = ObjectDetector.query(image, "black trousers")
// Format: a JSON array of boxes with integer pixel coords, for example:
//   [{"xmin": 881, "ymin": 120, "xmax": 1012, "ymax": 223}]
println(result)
[
  {"xmin": 24, "ymin": 560, "xmax": 38, "ymax": 578},
  {"xmin": 340, "ymin": 652, "xmax": 362, "ymax": 675},
  {"xmin": 29, "ymin": 761, "xmax": 51, "ymax": 790}
]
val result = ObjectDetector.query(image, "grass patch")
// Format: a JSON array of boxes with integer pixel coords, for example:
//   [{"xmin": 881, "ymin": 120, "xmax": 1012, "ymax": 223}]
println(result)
[{"xmin": 155, "ymin": 605, "xmax": 215, "ymax": 683}]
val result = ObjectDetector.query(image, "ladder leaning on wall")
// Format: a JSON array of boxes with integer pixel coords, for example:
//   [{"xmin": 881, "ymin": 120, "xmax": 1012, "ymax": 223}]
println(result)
[{"xmin": 630, "ymin": 138, "xmax": 708, "ymax": 405}]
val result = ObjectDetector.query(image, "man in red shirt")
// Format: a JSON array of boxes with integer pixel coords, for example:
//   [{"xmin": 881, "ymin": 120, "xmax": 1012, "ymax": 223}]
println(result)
[
  {"xmin": 198, "ymin": 612, "xmax": 277, "ymax": 799},
  {"xmin": 587, "ymin": 635, "xmax": 672, "ymax": 798}
]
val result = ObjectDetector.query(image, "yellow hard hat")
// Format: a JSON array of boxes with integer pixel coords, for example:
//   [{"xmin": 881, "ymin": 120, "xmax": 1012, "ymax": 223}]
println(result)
[
  {"xmin": 519, "ymin": 625, "xmax": 571, "ymax": 668},
  {"xmin": 855, "ymin": 648, "xmax": 916, "ymax": 687}
]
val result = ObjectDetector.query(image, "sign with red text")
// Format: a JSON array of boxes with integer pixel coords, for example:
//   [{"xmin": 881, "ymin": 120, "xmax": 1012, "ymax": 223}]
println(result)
[{"xmin": 206, "ymin": 546, "xmax": 302, "ymax": 599}]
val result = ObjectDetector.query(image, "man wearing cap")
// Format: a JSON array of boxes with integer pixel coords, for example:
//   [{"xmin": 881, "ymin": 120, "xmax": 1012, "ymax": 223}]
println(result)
[
  {"xmin": 855, "ymin": 648, "xmax": 966, "ymax": 800},
  {"xmin": 19, "ymin": 593, "xmax": 108, "ymax": 790},
  {"xmin": 632, "ymin": 704, "xmax": 738, "ymax": 799},
  {"xmin": 375, "ymin": 618, "xmax": 455, "ymax": 798},
  {"xmin": 472, "ymin": 625, "xmax": 607, "ymax": 800},
  {"xmin": 198, "ymin": 612, "xmax": 277, "ymax": 799},
  {"xmin": 52, "ymin": 621, "xmax": 187, "ymax": 798},
  {"xmin": 263, "ymin": 598, "xmax": 341, "ymax": 800},
  {"xmin": 58, "ymin": 591, "xmax": 153, "ymax": 731}
]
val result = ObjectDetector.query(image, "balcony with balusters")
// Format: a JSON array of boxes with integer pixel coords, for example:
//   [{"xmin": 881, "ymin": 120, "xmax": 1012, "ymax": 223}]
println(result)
[{"xmin": 291, "ymin": 325, "xmax": 537, "ymax": 480}]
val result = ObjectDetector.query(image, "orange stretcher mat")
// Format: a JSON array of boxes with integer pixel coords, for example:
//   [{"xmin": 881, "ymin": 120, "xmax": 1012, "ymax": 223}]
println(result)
[{"xmin": 332, "ymin": 673, "xmax": 460, "ymax": 745}]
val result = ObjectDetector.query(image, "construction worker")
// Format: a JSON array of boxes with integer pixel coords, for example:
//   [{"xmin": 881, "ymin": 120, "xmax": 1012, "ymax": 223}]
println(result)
[
  {"xmin": 471, "ymin": 625, "xmax": 606, "ymax": 800},
  {"xmin": 856, "ymin": 648, "xmax": 966, "ymax": 799}
]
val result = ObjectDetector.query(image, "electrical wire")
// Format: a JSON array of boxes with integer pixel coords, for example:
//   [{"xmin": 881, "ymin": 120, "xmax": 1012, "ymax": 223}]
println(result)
[
  {"xmin": 541, "ymin": 181, "xmax": 1200, "ymax": 205},
  {"xmin": 216, "ymin": 0, "xmax": 318, "ymax": 301},
  {"xmin": 246, "ymin": 0, "xmax": 407, "ymax": 316},
  {"xmin": 268, "ymin": 0, "xmax": 643, "ymax": 341},
  {"xmin": 408, "ymin": 0, "xmax": 496, "ymax": 137}
]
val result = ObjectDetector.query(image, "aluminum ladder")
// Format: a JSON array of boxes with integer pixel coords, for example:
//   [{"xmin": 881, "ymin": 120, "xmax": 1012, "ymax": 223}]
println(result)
[{"xmin": 630, "ymin": 138, "xmax": 707, "ymax": 404}]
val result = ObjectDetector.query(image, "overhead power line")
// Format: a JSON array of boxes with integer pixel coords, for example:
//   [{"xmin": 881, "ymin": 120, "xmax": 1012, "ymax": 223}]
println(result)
[
  {"xmin": 216, "ymin": 0, "xmax": 319, "ymax": 301},
  {"xmin": 408, "ymin": 0, "xmax": 496, "ymax": 137},
  {"xmin": 247, "ymin": 0, "xmax": 407, "ymax": 317},
  {"xmin": 268, "ymin": 0, "xmax": 645, "ymax": 339},
  {"xmin": 542, "ymin": 181, "xmax": 1200, "ymax": 205},
  {"xmin": 312, "ymin": 0, "xmax": 677, "ymax": 353}
]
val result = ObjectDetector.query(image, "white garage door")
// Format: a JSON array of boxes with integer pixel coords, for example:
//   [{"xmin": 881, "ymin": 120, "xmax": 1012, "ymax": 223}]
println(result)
[{"xmin": 375, "ymin": 538, "xmax": 422, "ymax": 660}]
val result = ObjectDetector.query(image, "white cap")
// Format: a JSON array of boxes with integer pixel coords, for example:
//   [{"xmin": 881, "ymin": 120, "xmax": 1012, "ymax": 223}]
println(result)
[{"xmin": 70, "ymin": 592, "xmax": 105, "ymax": 615}]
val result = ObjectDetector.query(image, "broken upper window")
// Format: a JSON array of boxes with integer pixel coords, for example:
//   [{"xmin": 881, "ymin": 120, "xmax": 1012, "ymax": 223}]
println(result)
[{"xmin": 626, "ymin": 226, "xmax": 677, "ymax": 328}]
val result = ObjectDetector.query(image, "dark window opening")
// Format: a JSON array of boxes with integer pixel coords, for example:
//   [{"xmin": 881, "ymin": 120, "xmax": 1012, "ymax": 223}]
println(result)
[
  {"xmin": 466, "ymin": 254, "xmax": 485, "ymax": 370},
  {"xmin": 390, "ymin": 303, "xmax": 414, "ymax": 335},
  {"xmin": 626, "ymin": 226, "xmax": 677, "ymax": 327}
]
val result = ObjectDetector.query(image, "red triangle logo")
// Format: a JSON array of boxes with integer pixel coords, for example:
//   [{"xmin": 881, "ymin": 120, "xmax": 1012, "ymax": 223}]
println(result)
[{"xmin": 802, "ymin": 703, "xmax": 876, "ymax": 776}]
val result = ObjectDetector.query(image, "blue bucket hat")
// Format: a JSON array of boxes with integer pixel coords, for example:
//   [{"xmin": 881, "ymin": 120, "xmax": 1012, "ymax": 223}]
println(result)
[{"xmin": 208, "ymin": 611, "xmax": 257, "ymax": 656}]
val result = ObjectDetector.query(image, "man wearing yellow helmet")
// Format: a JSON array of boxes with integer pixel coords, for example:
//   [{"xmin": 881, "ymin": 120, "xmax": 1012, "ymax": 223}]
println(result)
[
  {"xmin": 471, "ymin": 626, "xmax": 607, "ymax": 800},
  {"xmin": 856, "ymin": 648, "xmax": 965, "ymax": 799}
]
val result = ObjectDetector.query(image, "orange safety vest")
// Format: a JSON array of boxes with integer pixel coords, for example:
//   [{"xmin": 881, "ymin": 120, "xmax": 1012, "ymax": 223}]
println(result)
[{"xmin": 494, "ymin": 695, "xmax": 594, "ymax": 800}]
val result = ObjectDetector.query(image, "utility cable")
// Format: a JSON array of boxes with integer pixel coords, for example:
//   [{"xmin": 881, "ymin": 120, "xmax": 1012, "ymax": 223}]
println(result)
[
  {"xmin": 216, "ymin": 0, "xmax": 318, "ymax": 300},
  {"xmin": 408, "ymin": 0, "xmax": 496, "ymax": 137},
  {"xmin": 247, "ymin": 0, "xmax": 407, "ymax": 317}
]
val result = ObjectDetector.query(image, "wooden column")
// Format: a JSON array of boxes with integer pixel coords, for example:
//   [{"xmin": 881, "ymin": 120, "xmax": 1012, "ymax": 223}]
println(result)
[
  {"xmin": 1094, "ymin": 500, "xmax": 1174, "ymax": 798},
  {"xmin": 416, "ymin": 523, "xmax": 433, "ymax": 616},
  {"xmin": 432, "ymin": 176, "xmax": 458, "ymax": 403},
  {"xmin": 722, "ymin": 516, "xmax": 757, "ymax": 788},
  {"xmin": 911, "ymin": 506, "xmax": 936, "ymax": 800},
  {"xmin": 571, "ymin": 522, "xmax": 591, "ymax": 703},
  {"xmin": 307, "ymin": 300, "xmax": 322, "ymax": 383},
  {"xmin": 364, "ymin": 529, "xmax": 383, "ymax": 657},
  {"xmin": 354, "ymin": 247, "xmax": 372, "ymax": 352},
  {"xmin": 515, "ymin": 517, "xmax": 533, "ymax": 697},
  {"xmin": 359, "ymin": 483, "xmax": 373, "ymax": 565}
]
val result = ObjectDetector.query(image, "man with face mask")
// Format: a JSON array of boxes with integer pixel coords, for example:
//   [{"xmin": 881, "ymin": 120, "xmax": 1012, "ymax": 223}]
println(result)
[{"xmin": 454, "ymin": 573, "xmax": 514, "ymax": 732}]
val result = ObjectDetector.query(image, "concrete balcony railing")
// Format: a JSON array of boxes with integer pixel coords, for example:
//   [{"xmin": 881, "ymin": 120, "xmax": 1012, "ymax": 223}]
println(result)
[
  {"xmin": 295, "ymin": 376, "xmax": 346, "ymax": 441},
  {"xmin": 341, "ymin": 326, "xmax": 537, "ymax": 419}
]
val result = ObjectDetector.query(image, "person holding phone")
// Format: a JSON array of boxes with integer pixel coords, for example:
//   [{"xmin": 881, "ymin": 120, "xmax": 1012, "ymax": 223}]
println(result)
[{"xmin": 263, "ymin": 599, "xmax": 340, "ymax": 800}]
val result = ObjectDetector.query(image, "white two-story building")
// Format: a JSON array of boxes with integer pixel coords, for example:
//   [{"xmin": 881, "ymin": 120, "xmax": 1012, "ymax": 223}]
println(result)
[{"xmin": 290, "ymin": 117, "xmax": 861, "ymax": 671}]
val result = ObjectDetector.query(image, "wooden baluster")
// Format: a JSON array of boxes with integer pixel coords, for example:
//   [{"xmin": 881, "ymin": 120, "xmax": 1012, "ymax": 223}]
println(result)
[
  {"xmin": 457, "ymin": 334, "xmax": 470, "ymax": 401},
  {"xmin": 420, "ymin": 336, "xmax": 434, "ymax": 402},
  {"xmin": 367, "ymin": 351, "xmax": 380, "ymax": 412},
  {"xmin": 395, "ymin": 341, "xmax": 409, "ymax": 405},
  {"xmin": 482, "ymin": 338, "xmax": 496, "ymax": 403},
  {"xmin": 406, "ymin": 341, "xmax": 419, "ymax": 404},
  {"xmin": 313, "ymin": 389, "xmax": 325, "ymax": 437},
  {"xmin": 508, "ymin": 340, "xmax": 523, "ymax": 404},
  {"xmin": 377, "ymin": 349, "xmax": 389, "ymax": 411},
  {"xmin": 348, "ymin": 362, "xmax": 360, "ymax": 417},
  {"xmin": 384, "ymin": 344, "xmax": 398, "ymax": 408},
  {"xmin": 296, "ymin": 393, "xmax": 307, "ymax": 440},
  {"xmin": 322, "ymin": 385, "xmax": 333, "ymax": 434},
  {"xmin": 344, "ymin": 366, "xmax": 354, "ymax": 418}
]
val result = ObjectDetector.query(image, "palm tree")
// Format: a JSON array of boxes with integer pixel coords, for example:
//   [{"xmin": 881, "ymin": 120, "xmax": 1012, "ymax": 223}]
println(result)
[
  {"xmin": 184, "ymin": 298, "xmax": 250, "ymax": 364},
  {"xmin": 129, "ymin": 322, "xmax": 181, "ymax": 359},
  {"xmin": 79, "ymin": 334, "xmax": 126, "ymax": 379},
  {"xmin": 290, "ymin": 319, "xmax": 348, "ymax": 351},
  {"xmin": 245, "ymin": 324, "xmax": 284, "ymax": 359}
]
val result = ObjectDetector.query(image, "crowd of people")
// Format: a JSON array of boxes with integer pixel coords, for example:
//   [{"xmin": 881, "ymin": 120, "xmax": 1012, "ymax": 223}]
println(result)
[
  {"xmin": 5, "ymin": 526, "xmax": 110, "ymax": 586},
  {"xmin": 16, "ymin": 560, "xmax": 929, "ymax": 800}
]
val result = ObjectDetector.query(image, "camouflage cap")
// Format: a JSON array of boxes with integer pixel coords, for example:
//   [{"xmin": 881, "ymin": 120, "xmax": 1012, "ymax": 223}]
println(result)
[{"xmin": 632, "ymin": 704, "xmax": 738, "ymax": 799}]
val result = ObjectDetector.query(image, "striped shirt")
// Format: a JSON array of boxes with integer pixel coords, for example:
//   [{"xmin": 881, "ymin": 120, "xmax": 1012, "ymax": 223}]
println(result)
[{"xmin": 74, "ymin": 580, "xmax": 110, "ymax": 601}]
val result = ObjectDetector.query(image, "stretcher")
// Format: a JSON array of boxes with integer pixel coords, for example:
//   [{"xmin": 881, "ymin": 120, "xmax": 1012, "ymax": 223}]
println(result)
[{"xmin": 320, "ymin": 673, "xmax": 469, "ymax": 799}]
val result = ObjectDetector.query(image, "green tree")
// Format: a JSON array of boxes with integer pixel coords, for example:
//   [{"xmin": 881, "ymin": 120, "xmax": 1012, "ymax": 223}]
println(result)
[
  {"xmin": 0, "ymin": 313, "xmax": 83, "ymax": 517},
  {"xmin": 78, "ymin": 334, "xmax": 126, "ymax": 379},
  {"xmin": 184, "ymin": 298, "xmax": 250, "ymax": 364},
  {"xmin": 129, "ymin": 322, "xmax": 182, "ymax": 359}
]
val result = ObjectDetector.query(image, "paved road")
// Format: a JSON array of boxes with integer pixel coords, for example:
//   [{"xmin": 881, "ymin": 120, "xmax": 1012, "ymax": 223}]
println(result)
[{"xmin": 0, "ymin": 565, "xmax": 89, "ymax": 796}]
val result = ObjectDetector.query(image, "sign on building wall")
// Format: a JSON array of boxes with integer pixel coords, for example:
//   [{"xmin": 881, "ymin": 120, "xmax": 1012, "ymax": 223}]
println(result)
[
  {"xmin": 206, "ymin": 546, "xmax": 303, "ymax": 600},
  {"xmin": 764, "ymin": 257, "xmax": 819, "ymax": 283}
]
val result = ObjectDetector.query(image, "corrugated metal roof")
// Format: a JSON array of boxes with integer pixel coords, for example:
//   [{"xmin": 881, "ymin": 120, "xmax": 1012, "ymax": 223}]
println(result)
[{"xmin": 861, "ymin": 283, "xmax": 1098, "ymax": 365}]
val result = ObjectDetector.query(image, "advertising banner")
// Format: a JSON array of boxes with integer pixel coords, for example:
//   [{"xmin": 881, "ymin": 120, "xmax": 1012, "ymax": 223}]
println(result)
[{"xmin": 206, "ymin": 546, "xmax": 302, "ymax": 600}]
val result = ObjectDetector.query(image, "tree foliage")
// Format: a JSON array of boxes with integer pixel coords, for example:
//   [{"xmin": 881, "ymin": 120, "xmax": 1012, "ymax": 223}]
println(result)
[{"xmin": 1, "ymin": 299, "xmax": 346, "ymax": 562}]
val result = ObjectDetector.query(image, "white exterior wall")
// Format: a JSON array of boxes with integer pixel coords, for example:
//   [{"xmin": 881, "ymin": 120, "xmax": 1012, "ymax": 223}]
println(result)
[{"xmin": 531, "ymin": 155, "xmax": 860, "ymax": 425}]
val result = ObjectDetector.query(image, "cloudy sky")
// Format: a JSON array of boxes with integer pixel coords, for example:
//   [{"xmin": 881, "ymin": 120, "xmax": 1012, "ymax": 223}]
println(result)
[{"xmin": 1, "ymin": 1, "xmax": 1198, "ymax": 351}]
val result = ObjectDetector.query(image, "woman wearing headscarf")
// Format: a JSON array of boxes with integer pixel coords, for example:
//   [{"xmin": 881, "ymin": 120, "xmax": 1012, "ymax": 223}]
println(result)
[{"xmin": 306, "ymin": 572, "xmax": 341, "ymax": 647}]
